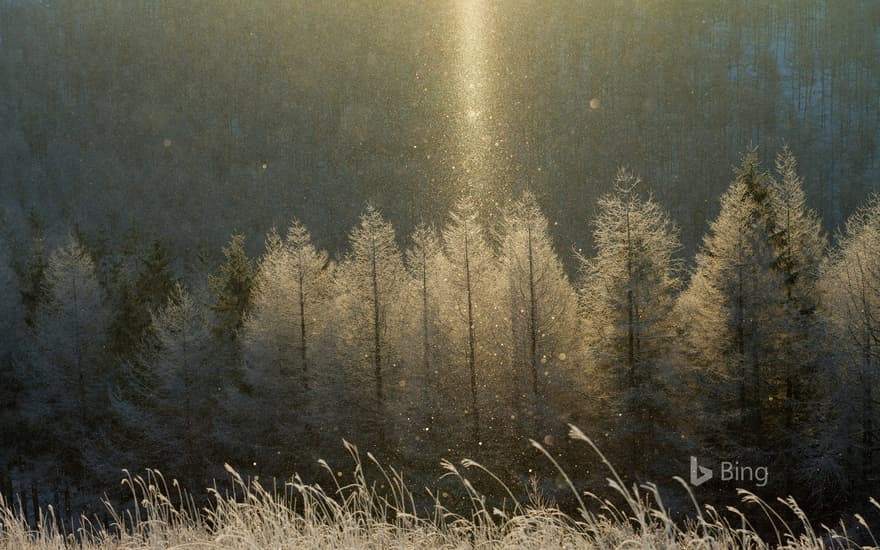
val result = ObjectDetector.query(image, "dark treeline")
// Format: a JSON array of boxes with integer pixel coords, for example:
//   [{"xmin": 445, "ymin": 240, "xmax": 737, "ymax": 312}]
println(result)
[
  {"xmin": 2, "ymin": 1, "xmax": 880, "ymax": 261},
  {"xmin": 2, "ymin": 147, "xmax": 880, "ymax": 522}
]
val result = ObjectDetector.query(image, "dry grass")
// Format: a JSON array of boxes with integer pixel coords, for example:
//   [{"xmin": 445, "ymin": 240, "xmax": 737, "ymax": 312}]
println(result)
[{"xmin": 1, "ymin": 425, "xmax": 876, "ymax": 549}]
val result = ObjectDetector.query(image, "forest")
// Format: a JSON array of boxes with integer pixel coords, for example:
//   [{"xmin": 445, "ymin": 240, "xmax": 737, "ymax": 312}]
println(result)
[
  {"xmin": 3, "ymin": 2, "xmax": 880, "ymax": 258},
  {"xmin": 2, "ymin": 145, "xmax": 880, "ymax": 526},
  {"xmin": 3, "ymin": 0, "xmax": 880, "ymax": 547}
]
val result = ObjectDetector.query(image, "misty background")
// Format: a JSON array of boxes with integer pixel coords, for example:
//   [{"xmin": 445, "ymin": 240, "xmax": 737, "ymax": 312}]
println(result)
[{"xmin": 2, "ymin": 1, "xmax": 879, "ymax": 259}]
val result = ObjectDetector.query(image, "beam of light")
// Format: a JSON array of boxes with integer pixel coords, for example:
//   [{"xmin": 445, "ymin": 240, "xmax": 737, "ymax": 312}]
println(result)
[{"xmin": 454, "ymin": 0, "xmax": 492, "ymax": 197}]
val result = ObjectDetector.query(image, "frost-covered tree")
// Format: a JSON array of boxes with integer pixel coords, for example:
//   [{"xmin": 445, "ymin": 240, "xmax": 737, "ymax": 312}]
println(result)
[
  {"xmin": 679, "ymin": 151, "xmax": 784, "ymax": 450},
  {"xmin": 334, "ymin": 206, "xmax": 407, "ymax": 447},
  {"xmin": 773, "ymin": 147, "xmax": 826, "ymax": 311},
  {"xmin": 680, "ymin": 149, "xmax": 835, "ymax": 490},
  {"xmin": 579, "ymin": 171, "xmax": 682, "ymax": 474},
  {"xmin": 26, "ymin": 235, "xmax": 110, "ymax": 473},
  {"xmin": 244, "ymin": 222, "xmax": 332, "ymax": 384},
  {"xmin": 501, "ymin": 192, "xmax": 579, "ymax": 434},
  {"xmin": 768, "ymin": 147, "xmax": 830, "ymax": 492},
  {"xmin": 234, "ymin": 221, "xmax": 333, "ymax": 468},
  {"xmin": 822, "ymin": 195, "xmax": 880, "ymax": 490},
  {"xmin": 119, "ymin": 283, "xmax": 215, "ymax": 482},
  {"xmin": 439, "ymin": 196, "xmax": 508, "ymax": 447},
  {"xmin": 402, "ymin": 224, "xmax": 444, "ymax": 423},
  {"xmin": 679, "ymin": 148, "xmax": 833, "ymax": 496}
]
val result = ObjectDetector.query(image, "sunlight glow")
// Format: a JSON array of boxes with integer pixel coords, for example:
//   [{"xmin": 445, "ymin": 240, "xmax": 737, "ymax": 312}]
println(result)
[{"xmin": 455, "ymin": 0, "xmax": 491, "ymax": 194}]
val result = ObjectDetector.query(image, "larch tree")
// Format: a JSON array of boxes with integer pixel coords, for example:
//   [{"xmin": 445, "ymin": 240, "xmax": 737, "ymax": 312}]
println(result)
[
  {"xmin": 822, "ymin": 195, "xmax": 880, "ymax": 490},
  {"xmin": 769, "ymin": 146, "xmax": 831, "ymax": 493},
  {"xmin": 334, "ymin": 206, "xmax": 407, "ymax": 448},
  {"xmin": 501, "ymin": 192, "xmax": 579, "ymax": 435},
  {"xmin": 235, "ymin": 221, "xmax": 333, "ymax": 468},
  {"xmin": 286, "ymin": 220, "xmax": 334, "ymax": 384},
  {"xmin": 27, "ymin": 234, "xmax": 111, "ymax": 474},
  {"xmin": 579, "ymin": 170, "xmax": 682, "ymax": 476},
  {"xmin": 679, "ymin": 151, "xmax": 784, "ymax": 453},
  {"xmin": 243, "ymin": 222, "xmax": 332, "ymax": 385},
  {"xmin": 439, "ymin": 195, "xmax": 508, "ymax": 449},
  {"xmin": 403, "ymin": 223, "xmax": 444, "ymax": 429},
  {"xmin": 124, "ymin": 283, "xmax": 215, "ymax": 483}
]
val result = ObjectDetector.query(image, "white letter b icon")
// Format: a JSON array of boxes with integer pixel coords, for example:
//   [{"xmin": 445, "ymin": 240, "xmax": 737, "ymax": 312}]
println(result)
[{"xmin": 690, "ymin": 456, "xmax": 712, "ymax": 486}]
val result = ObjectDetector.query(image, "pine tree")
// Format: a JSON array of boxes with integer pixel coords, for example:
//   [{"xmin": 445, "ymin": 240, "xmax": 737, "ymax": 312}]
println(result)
[
  {"xmin": 20, "ymin": 209, "xmax": 49, "ymax": 327},
  {"xmin": 0, "ymin": 237, "xmax": 24, "ymax": 360},
  {"xmin": 501, "ymin": 192, "xmax": 579, "ymax": 435},
  {"xmin": 334, "ymin": 206, "xmax": 406, "ymax": 447},
  {"xmin": 0, "ymin": 237, "xmax": 25, "ymax": 461},
  {"xmin": 109, "ymin": 239, "xmax": 176, "ymax": 357},
  {"xmin": 579, "ymin": 170, "xmax": 682, "ymax": 475},
  {"xmin": 209, "ymin": 233, "xmax": 255, "ymax": 341}
]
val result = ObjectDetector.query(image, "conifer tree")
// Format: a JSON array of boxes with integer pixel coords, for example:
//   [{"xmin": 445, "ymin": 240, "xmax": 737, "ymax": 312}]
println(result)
[
  {"xmin": 235, "ymin": 221, "xmax": 333, "ymax": 468},
  {"xmin": 679, "ymin": 148, "xmax": 834, "ymax": 496},
  {"xmin": 121, "ymin": 283, "xmax": 215, "ymax": 483},
  {"xmin": 501, "ymin": 192, "xmax": 579, "ymax": 434},
  {"xmin": 26, "ymin": 235, "xmax": 110, "ymax": 474},
  {"xmin": 209, "ymin": 233, "xmax": 254, "ymax": 341},
  {"xmin": 20, "ymin": 209, "xmax": 49, "ymax": 327},
  {"xmin": 439, "ymin": 196, "xmax": 507, "ymax": 448},
  {"xmin": 334, "ymin": 206, "xmax": 406, "ymax": 447},
  {"xmin": 579, "ymin": 170, "xmax": 682, "ymax": 475},
  {"xmin": 822, "ymin": 195, "xmax": 880, "ymax": 490},
  {"xmin": 403, "ymin": 224, "xmax": 443, "ymax": 417},
  {"xmin": 679, "ymin": 150, "xmax": 784, "ymax": 452},
  {"xmin": 769, "ymin": 147, "xmax": 830, "ymax": 492}
]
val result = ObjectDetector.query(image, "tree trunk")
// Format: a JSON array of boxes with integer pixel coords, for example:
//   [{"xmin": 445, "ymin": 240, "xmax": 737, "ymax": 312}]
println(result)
[
  {"xmin": 464, "ymin": 229, "xmax": 480, "ymax": 445},
  {"xmin": 421, "ymin": 249, "xmax": 432, "ymax": 423},
  {"xmin": 737, "ymin": 259, "xmax": 747, "ymax": 433},
  {"xmin": 527, "ymin": 225, "xmax": 540, "ymax": 431},
  {"xmin": 72, "ymin": 272, "xmax": 86, "ymax": 426},
  {"xmin": 370, "ymin": 235, "xmax": 385, "ymax": 445},
  {"xmin": 298, "ymin": 252, "xmax": 308, "ymax": 389}
]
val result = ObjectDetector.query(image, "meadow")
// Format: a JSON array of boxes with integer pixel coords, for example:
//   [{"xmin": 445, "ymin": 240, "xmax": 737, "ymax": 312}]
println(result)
[{"xmin": 1, "ymin": 427, "xmax": 876, "ymax": 550}]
